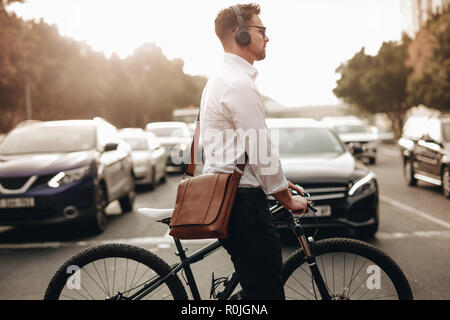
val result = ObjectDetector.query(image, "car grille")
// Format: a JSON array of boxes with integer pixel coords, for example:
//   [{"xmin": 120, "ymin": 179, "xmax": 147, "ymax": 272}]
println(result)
[
  {"xmin": 32, "ymin": 174, "xmax": 54, "ymax": 187},
  {"xmin": 267, "ymin": 183, "xmax": 348, "ymax": 209},
  {"xmin": 301, "ymin": 184, "xmax": 348, "ymax": 201},
  {"xmin": 0, "ymin": 174, "xmax": 54, "ymax": 191},
  {"xmin": 0, "ymin": 177, "xmax": 30, "ymax": 190}
]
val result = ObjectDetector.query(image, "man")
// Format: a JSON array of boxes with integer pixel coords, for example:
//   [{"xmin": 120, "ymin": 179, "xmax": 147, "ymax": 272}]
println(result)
[{"xmin": 200, "ymin": 3, "xmax": 309, "ymax": 300}]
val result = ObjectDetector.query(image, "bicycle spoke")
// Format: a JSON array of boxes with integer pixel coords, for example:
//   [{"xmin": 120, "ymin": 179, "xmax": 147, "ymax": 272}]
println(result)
[
  {"xmin": 332, "ymin": 253, "xmax": 335, "ymax": 295},
  {"xmin": 103, "ymin": 259, "xmax": 110, "ymax": 296},
  {"xmin": 286, "ymin": 249, "xmax": 405, "ymax": 301},
  {"xmin": 343, "ymin": 253, "xmax": 346, "ymax": 296},
  {"xmin": 124, "ymin": 258, "xmax": 129, "ymax": 293},
  {"xmin": 318, "ymin": 254, "xmax": 332, "ymax": 293},
  {"xmin": 92, "ymin": 261, "xmax": 109, "ymax": 296},
  {"xmin": 112, "ymin": 258, "xmax": 116, "ymax": 296},
  {"xmin": 348, "ymin": 260, "xmax": 369, "ymax": 297},
  {"xmin": 129, "ymin": 260, "xmax": 141, "ymax": 290},
  {"xmin": 81, "ymin": 265, "xmax": 110, "ymax": 296},
  {"xmin": 286, "ymin": 273, "xmax": 315, "ymax": 299}
]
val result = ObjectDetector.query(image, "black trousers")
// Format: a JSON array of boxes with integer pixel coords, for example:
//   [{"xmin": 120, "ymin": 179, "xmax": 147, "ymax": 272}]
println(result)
[{"xmin": 219, "ymin": 187, "xmax": 285, "ymax": 300}]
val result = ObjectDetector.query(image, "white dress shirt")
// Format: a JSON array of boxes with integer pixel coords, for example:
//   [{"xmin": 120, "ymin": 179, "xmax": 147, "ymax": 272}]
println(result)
[{"xmin": 200, "ymin": 53, "xmax": 288, "ymax": 195}]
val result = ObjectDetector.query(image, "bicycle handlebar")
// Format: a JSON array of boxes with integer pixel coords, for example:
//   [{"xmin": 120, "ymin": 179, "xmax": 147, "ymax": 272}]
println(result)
[{"xmin": 270, "ymin": 184, "xmax": 317, "ymax": 216}]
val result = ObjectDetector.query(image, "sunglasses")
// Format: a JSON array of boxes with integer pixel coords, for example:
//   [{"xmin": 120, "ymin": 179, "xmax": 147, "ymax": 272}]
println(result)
[
  {"xmin": 247, "ymin": 25, "xmax": 267, "ymax": 38},
  {"xmin": 233, "ymin": 25, "xmax": 267, "ymax": 38}
]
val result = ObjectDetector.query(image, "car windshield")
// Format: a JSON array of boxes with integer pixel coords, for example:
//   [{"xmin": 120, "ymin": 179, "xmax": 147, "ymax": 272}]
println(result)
[
  {"xmin": 147, "ymin": 127, "xmax": 186, "ymax": 138},
  {"xmin": 122, "ymin": 137, "xmax": 148, "ymax": 150},
  {"xmin": 272, "ymin": 127, "xmax": 344, "ymax": 156},
  {"xmin": 333, "ymin": 125, "xmax": 371, "ymax": 134},
  {"xmin": 0, "ymin": 125, "xmax": 96, "ymax": 155},
  {"xmin": 443, "ymin": 122, "xmax": 450, "ymax": 142}
]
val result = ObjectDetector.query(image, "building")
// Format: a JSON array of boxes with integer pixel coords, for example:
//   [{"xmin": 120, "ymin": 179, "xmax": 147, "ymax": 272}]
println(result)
[{"xmin": 401, "ymin": 0, "xmax": 449, "ymax": 37}]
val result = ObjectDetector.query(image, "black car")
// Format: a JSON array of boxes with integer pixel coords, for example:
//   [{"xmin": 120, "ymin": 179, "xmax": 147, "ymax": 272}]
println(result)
[
  {"xmin": 266, "ymin": 118, "xmax": 379, "ymax": 238},
  {"xmin": 398, "ymin": 115, "xmax": 450, "ymax": 198},
  {"xmin": 0, "ymin": 118, "xmax": 135, "ymax": 233}
]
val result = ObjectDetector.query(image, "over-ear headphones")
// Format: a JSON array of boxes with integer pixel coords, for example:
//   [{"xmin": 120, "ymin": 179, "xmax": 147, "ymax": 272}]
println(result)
[{"xmin": 231, "ymin": 5, "xmax": 251, "ymax": 46}]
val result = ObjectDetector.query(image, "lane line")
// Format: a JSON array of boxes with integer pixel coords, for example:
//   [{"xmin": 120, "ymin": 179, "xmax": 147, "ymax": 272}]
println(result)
[
  {"xmin": 380, "ymin": 195, "xmax": 450, "ymax": 230},
  {"xmin": 376, "ymin": 230, "xmax": 450, "ymax": 240},
  {"xmin": 2, "ymin": 230, "xmax": 450, "ymax": 250},
  {"xmin": 0, "ymin": 234, "xmax": 214, "ymax": 250}
]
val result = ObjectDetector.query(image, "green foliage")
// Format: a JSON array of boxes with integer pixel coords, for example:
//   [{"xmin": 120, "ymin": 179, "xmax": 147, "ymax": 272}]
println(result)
[
  {"xmin": 334, "ymin": 41, "xmax": 412, "ymax": 137},
  {"xmin": 0, "ymin": 2, "xmax": 207, "ymax": 133}
]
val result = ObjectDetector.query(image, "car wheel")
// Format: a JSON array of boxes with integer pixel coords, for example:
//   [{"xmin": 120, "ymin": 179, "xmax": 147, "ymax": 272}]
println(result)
[
  {"xmin": 404, "ymin": 158, "xmax": 417, "ymax": 186},
  {"xmin": 148, "ymin": 165, "xmax": 156, "ymax": 190},
  {"xmin": 355, "ymin": 221, "xmax": 379, "ymax": 239},
  {"xmin": 369, "ymin": 157, "xmax": 376, "ymax": 165},
  {"xmin": 87, "ymin": 185, "xmax": 107, "ymax": 234},
  {"xmin": 442, "ymin": 166, "xmax": 450, "ymax": 199},
  {"xmin": 119, "ymin": 190, "xmax": 135, "ymax": 213},
  {"xmin": 160, "ymin": 166, "xmax": 167, "ymax": 183}
]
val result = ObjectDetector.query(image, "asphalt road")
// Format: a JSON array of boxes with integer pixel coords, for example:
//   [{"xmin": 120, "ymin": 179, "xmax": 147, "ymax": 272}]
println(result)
[{"xmin": 0, "ymin": 144, "xmax": 449, "ymax": 300}]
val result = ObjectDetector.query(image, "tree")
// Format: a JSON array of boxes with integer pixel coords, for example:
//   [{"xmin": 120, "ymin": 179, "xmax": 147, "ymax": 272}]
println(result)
[
  {"xmin": 407, "ymin": 9, "xmax": 450, "ymax": 113},
  {"xmin": 334, "ymin": 39, "xmax": 412, "ymax": 138},
  {"xmin": 0, "ymin": 0, "xmax": 27, "ymax": 131},
  {"xmin": 0, "ymin": 1, "xmax": 207, "ymax": 133}
]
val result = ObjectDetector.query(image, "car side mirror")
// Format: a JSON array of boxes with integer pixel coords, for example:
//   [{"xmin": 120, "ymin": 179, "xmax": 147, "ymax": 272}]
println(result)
[{"xmin": 104, "ymin": 142, "xmax": 118, "ymax": 152}]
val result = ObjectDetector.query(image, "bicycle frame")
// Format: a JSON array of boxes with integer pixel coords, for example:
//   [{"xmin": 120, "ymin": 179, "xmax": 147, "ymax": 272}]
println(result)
[
  {"xmin": 119, "ymin": 238, "xmax": 238, "ymax": 300},
  {"xmin": 122, "ymin": 197, "xmax": 332, "ymax": 300}
]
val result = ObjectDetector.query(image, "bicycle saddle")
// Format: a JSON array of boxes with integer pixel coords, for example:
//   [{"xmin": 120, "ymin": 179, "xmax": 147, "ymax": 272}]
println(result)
[{"xmin": 137, "ymin": 208, "xmax": 173, "ymax": 224}]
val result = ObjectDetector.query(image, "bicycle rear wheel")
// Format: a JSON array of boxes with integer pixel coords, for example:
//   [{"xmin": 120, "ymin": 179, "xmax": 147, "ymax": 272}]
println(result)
[
  {"xmin": 44, "ymin": 243, "xmax": 188, "ymax": 300},
  {"xmin": 282, "ymin": 238, "xmax": 413, "ymax": 300}
]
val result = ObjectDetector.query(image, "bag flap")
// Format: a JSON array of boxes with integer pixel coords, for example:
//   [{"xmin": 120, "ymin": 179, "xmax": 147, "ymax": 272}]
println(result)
[{"xmin": 170, "ymin": 172, "xmax": 233, "ymax": 227}]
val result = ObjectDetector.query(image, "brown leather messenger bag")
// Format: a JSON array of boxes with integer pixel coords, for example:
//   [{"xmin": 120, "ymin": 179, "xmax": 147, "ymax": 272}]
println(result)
[{"xmin": 169, "ymin": 112, "xmax": 248, "ymax": 239}]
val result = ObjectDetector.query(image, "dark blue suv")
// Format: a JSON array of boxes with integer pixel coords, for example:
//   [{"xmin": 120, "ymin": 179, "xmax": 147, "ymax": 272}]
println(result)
[{"xmin": 0, "ymin": 118, "xmax": 135, "ymax": 233}]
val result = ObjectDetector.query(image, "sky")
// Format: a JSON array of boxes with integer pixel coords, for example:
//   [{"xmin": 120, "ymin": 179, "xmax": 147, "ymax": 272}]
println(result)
[{"xmin": 9, "ymin": 0, "xmax": 403, "ymax": 107}]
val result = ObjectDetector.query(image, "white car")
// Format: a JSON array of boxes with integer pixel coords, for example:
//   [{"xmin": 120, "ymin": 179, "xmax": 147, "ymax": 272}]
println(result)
[
  {"xmin": 322, "ymin": 117, "xmax": 378, "ymax": 164},
  {"xmin": 145, "ymin": 122, "xmax": 192, "ymax": 170},
  {"xmin": 118, "ymin": 128, "xmax": 167, "ymax": 188}
]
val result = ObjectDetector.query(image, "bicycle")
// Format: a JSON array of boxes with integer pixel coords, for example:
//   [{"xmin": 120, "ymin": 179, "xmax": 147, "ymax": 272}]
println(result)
[{"xmin": 44, "ymin": 188, "xmax": 413, "ymax": 300}]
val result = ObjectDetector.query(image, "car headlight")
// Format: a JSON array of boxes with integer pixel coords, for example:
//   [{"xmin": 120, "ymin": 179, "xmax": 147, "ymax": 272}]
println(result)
[
  {"xmin": 48, "ymin": 165, "xmax": 91, "ymax": 188},
  {"xmin": 348, "ymin": 172, "xmax": 376, "ymax": 196}
]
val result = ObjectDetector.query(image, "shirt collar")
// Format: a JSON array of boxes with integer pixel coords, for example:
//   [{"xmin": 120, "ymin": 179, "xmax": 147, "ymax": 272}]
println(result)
[{"xmin": 223, "ymin": 52, "xmax": 259, "ymax": 80}]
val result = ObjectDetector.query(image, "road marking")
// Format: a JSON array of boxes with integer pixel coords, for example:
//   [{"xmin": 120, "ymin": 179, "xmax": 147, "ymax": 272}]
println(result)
[
  {"xmin": 0, "ymin": 231, "xmax": 214, "ymax": 250},
  {"xmin": 380, "ymin": 195, "xmax": 450, "ymax": 230},
  {"xmin": 1, "ymin": 230, "xmax": 450, "ymax": 250},
  {"xmin": 377, "ymin": 230, "xmax": 450, "ymax": 240}
]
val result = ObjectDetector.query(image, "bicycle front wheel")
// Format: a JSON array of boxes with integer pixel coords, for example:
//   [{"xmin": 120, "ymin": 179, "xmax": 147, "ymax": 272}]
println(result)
[
  {"xmin": 283, "ymin": 238, "xmax": 413, "ymax": 300},
  {"xmin": 44, "ymin": 243, "xmax": 188, "ymax": 300}
]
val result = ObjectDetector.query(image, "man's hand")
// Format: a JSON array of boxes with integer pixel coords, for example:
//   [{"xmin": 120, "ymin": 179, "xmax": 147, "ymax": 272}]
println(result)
[
  {"xmin": 288, "ymin": 181, "xmax": 306, "ymax": 196},
  {"xmin": 272, "ymin": 187, "xmax": 311, "ymax": 215}
]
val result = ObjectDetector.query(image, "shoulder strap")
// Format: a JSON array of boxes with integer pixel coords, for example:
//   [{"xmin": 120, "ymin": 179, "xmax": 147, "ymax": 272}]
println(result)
[{"xmin": 184, "ymin": 111, "xmax": 247, "ymax": 177}]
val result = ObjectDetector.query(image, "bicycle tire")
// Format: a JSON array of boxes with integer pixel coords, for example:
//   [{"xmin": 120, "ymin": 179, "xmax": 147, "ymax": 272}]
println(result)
[
  {"xmin": 282, "ymin": 238, "xmax": 413, "ymax": 300},
  {"xmin": 44, "ymin": 243, "xmax": 188, "ymax": 300}
]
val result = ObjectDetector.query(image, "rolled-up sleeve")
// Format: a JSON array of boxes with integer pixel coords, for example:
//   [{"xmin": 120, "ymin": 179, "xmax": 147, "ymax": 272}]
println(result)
[{"xmin": 222, "ymin": 79, "xmax": 288, "ymax": 195}]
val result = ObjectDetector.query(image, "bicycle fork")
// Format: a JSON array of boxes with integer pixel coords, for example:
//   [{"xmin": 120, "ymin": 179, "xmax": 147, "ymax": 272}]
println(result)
[{"xmin": 288, "ymin": 219, "xmax": 332, "ymax": 300}]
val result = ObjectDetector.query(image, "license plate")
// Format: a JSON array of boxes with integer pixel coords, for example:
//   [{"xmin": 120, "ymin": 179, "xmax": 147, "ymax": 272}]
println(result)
[
  {"xmin": 0, "ymin": 197, "xmax": 35, "ymax": 208},
  {"xmin": 304, "ymin": 205, "xmax": 331, "ymax": 217}
]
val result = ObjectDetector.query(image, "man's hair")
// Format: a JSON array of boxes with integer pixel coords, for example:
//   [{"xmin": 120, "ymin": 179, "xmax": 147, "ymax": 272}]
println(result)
[{"xmin": 214, "ymin": 3, "xmax": 261, "ymax": 45}]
